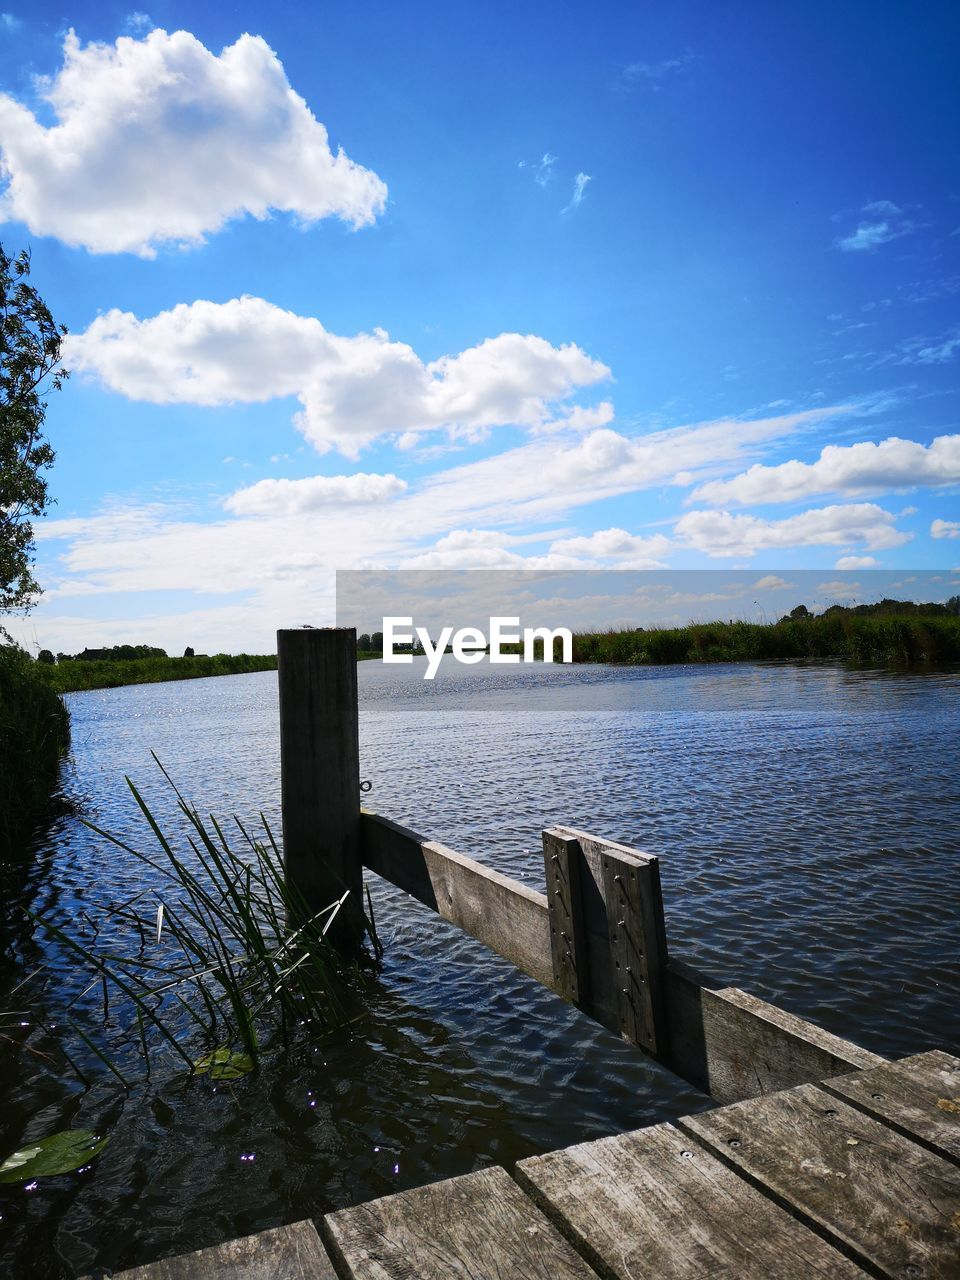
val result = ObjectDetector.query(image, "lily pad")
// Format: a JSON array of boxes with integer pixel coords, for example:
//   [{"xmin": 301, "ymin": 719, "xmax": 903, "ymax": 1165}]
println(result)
[
  {"xmin": 193, "ymin": 1048, "xmax": 254, "ymax": 1080},
  {"xmin": 0, "ymin": 1129, "xmax": 109, "ymax": 1183}
]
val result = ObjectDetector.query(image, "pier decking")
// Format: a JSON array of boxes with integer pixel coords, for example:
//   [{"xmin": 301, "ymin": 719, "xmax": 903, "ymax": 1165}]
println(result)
[{"xmin": 111, "ymin": 1049, "xmax": 960, "ymax": 1278}]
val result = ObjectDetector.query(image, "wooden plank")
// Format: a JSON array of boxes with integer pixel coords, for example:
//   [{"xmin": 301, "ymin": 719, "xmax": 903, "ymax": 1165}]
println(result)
[
  {"xmin": 104, "ymin": 1220, "xmax": 338, "ymax": 1280},
  {"xmin": 361, "ymin": 812, "xmax": 555, "ymax": 988},
  {"xmin": 680, "ymin": 1082, "xmax": 960, "ymax": 1279},
  {"xmin": 516, "ymin": 1120, "xmax": 869, "ymax": 1279},
  {"xmin": 662, "ymin": 967, "xmax": 886, "ymax": 1103},
  {"xmin": 822, "ymin": 1050, "xmax": 960, "ymax": 1164},
  {"xmin": 543, "ymin": 829, "xmax": 587, "ymax": 1004},
  {"xmin": 323, "ymin": 1165, "xmax": 600, "ymax": 1279},
  {"xmin": 361, "ymin": 812, "xmax": 884, "ymax": 1103},
  {"xmin": 278, "ymin": 627, "xmax": 363, "ymax": 951},
  {"xmin": 600, "ymin": 847, "xmax": 667, "ymax": 1055}
]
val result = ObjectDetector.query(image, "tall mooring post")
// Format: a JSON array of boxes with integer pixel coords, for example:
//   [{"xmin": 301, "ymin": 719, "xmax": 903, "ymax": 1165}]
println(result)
[{"xmin": 277, "ymin": 627, "xmax": 364, "ymax": 952}]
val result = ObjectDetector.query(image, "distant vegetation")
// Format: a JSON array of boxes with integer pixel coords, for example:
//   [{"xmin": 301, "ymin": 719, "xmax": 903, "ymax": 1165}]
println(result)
[
  {"xmin": 573, "ymin": 598, "xmax": 960, "ymax": 667},
  {"xmin": 0, "ymin": 637, "xmax": 70, "ymax": 854},
  {"xmin": 35, "ymin": 647, "xmax": 279, "ymax": 693}
]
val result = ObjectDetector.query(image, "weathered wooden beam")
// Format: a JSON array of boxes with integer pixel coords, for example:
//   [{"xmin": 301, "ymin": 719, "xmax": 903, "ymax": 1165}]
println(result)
[
  {"xmin": 680, "ymin": 1082, "xmax": 960, "ymax": 1279},
  {"xmin": 662, "ymin": 965, "xmax": 885, "ymax": 1102},
  {"xmin": 323, "ymin": 1166, "xmax": 599, "ymax": 1279},
  {"xmin": 277, "ymin": 627, "xmax": 363, "ymax": 951},
  {"xmin": 515, "ymin": 1120, "xmax": 869, "ymax": 1279},
  {"xmin": 101, "ymin": 1220, "xmax": 338, "ymax": 1279},
  {"xmin": 543, "ymin": 829, "xmax": 587, "ymax": 1005},
  {"xmin": 360, "ymin": 810, "xmax": 885, "ymax": 1101},
  {"xmin": 361, "ymin": 811, "xmax": 554, "ymax": 988}
]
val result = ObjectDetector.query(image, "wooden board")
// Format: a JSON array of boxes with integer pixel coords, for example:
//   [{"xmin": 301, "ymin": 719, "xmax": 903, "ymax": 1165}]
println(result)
[
  {"xmin": 323, "ymin": 1165, "xmax": 600, "ymax": 1279},
  {"xmin": 680, "ymin": 1082, "xmax": 960, "ymax": 1279},
  {"xmin": 361, "ymin": 811, "xmax": 885, "ymax": 1104},
  {"xmin": 543, "ymin": 829, "xmax": 587, "ymax": 1004},
  {"xmin": 361, "ymin": 812, "xmax": 554, "ymax": 988},
  {"xmin": 105, "ymin": 1220, "xmax": 338, "ymax": 1280},
  {"xmin": 600, "ymin": 846, "xmax": 666, "ymax": 1055},
  {"xmin": 822, "ymin": 1050, "xmax": 960, "ymax": 1164},
  {"xmin": 516, "ymin": 1119, "xmax": 868, "ymax": 1279}
]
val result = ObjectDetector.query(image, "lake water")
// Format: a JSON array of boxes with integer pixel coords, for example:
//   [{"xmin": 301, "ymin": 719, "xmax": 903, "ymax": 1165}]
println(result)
[{"xmin": 2, "ymin": 659, "xmax": 959, "ymax": 1276}]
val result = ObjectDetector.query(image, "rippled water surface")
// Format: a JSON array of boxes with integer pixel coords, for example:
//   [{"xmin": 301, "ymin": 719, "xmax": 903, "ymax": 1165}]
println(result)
[{"xmin": 2, "ymin": 660, "xmax": 959, "ymax": 1276}]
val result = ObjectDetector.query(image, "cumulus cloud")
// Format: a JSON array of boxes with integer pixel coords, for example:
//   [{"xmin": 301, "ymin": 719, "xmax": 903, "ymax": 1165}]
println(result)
[
  {"xmin": 224, "ymin": 472, "xmax": 407, "ymax": 515},
  {"xmin": 931, "ymin": 518, "xmax": 960, "ymax": 540},
  {"xmin": 0, "ymin": 28, "xmax": 386, "ymax": 255},
  {"xmin": 67, "ymin": 296, "xmax": 611, "ymax": 455},
  {"xmin": 836, "ymin": 200, "xmax": 915, "ymax": 253},
  {"xmin": 835, "ymin": 555, "xmax": 879, "ymax": 568},
  {"xmin": 548, "ymin": 528, "xmax": 671, "ymax": 567},
  {"xmin": 617, "ymin": 52, "xmax": 696, "ymax": 92},
  {"xmin": 691, "ymin": 434, "xmax": 960, "ymax": 506},
  {"xmin": 675, "ymin": 503, "xmax": 911, "ymax": 557}
]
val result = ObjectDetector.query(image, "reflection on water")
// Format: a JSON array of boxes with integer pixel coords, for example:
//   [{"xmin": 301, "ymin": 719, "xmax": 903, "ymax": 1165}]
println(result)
[{"xmin": 1, "ymin": 659, "xmax": 958, "ymax": 1276}]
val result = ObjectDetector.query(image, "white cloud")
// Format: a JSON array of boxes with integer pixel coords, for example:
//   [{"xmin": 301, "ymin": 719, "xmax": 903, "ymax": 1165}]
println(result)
[
  {"xmin": 0, "ymin": 28, "xmax": 386, "ymax": 255},
  {"xmin": 837, "ymin": 201, "xmax": 914, "ymax": 253},
  {"xmin": 692, "ymin": 434, "xmax": 960, "ymax": 506},
  {"xmin": 224, "ymin": 472, "xmax": 407, "ymax": 515},
  {"xmin": 932, "ymin": 518, "xmax": 960, "ymax": 540},
  {"xmin": 675, "ymin": 503, "xmax": 911, "ymax": 558},
  {"xmin": 752, "ymin": 575, "xmax": 792, "ymax": 590},
  {"xmin": 548, "ymin": 528, "xmax": 671, "ymax": 568},
  {"xmin": 563, "ymin": 172, "xmax": 591, "ymax": 213},
  {"xmin": 67, "ymin": 296, "xmax": 611, "ymax": 456},
  {"xmin": 835, "ymin": 555, "xmax": 878, "ymax": 569}
]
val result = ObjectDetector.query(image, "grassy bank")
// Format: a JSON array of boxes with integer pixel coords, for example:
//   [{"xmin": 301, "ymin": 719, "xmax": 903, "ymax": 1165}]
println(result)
[
  {"xmin": 572, "ymin": 613, "xmax": 960, "ymax": 666},
  {"xmin": 37, "ymin": 652, "xmax": 279, "ymax": 693},
  {"xmin": 0, "ymin": 641, "xmax": 70, "ymax": 853}
]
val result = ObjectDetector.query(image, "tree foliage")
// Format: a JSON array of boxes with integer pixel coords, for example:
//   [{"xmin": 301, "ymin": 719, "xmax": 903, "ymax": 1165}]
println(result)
[{"xmin": 1, "ymin": 243, "xmax": 67, "ymax": 611}]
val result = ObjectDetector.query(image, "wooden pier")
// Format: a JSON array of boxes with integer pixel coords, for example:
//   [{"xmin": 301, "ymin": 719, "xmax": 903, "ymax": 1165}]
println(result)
[{"xmin": 100, "ymin": 629, "xmax": 960, "ymax": 1278}]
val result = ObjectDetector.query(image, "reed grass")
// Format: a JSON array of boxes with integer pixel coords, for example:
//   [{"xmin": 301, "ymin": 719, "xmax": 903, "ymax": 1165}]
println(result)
[
  {"xmin": 31, "ymin": 756, "xmax": 379, "ymax": 1079},
  {"xmin": 572, "ymin": 613, "xmax": 960, "ymax": 666}
]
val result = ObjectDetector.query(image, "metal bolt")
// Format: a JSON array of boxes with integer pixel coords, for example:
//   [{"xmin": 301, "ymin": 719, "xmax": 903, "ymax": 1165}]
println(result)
[
  {"xmin": 618, "ymin": 919, "xmax": 626, "ymax": 928},
  {"xmin": 555, "ymin": 889, "xmax": 562, "ymax": 897},
  {"xmin": 871, "ymin": 1092, "xmax": 884, "ymax": 1100},
  {"xmin": 680, "ymin": 1150, "xmax": 693, "ymax": 1160},
  {"xmin": 551, "ymin": 854, "xmax": 559, "ymax": 863},
  {"xmin": 614, "ymin": 874, "xmax": 622, "ymax": 883},
  {"xmin": 728, "ymin": 1138, "xmax": 741, "ymax": 1148}
]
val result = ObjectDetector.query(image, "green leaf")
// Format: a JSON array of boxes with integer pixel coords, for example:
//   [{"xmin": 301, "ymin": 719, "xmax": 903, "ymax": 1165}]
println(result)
[
  {"xmin": 193, "ymin": 1047, "xmax": 254, "ymax": 1080},
  {"xmin": 0, "ymin": 1129, "xmax": 109, "ymax": 1183}
]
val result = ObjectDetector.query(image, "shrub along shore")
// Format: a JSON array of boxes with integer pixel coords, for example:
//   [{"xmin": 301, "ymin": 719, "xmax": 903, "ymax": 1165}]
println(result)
[
  {"xmin": 0, "ymin": 641, "xmax": 70, "ymax": 854},
  {"xmin": 572, "ymin": 611, "xmax": 960, "ymax": 666},
  {"xmin": 35, "ymin": 651, "xmax": 281, "ymax": 694}
]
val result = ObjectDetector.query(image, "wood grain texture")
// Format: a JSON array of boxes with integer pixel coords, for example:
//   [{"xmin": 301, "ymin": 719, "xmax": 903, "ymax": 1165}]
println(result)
[
  {"xmin": 680, "ymin": 1082, "xmax": 960, "ymax": 1279},
  {"xmin": 323, "ymin": 1165, "xmax": 600, "ymax": 1279},
  {"xmin": 105, "ymin": 1220, "xmax": 337, "ymax": 1280},
  {"xmin": 543, "ymin": 829, "xmax": 587, "ymax": 1004},
  {"xmin": 516, "ymin": 1120, "xmax": 869, "ymax": 1279},
  {"xmin": 362, "ymin": 811, "xmax": 884, "ymax": 1103},
  {"xmin": 361, "ymin": 812, "xmax": 554, "ymax": 988},
  {"xmin": 663, "ymin": 969, "xmax": 886, "ymax": 1103},
  {"xmin": 822, "ymin": 1050, "xmax": 960, "ymax": 1164},
  {"xmin": 278, "ymin": 627, "xmax": 362, "ymax": 950},
  {"xmin": 601, "ymin": 848, "xmax": 666, "ymax": 1055}
]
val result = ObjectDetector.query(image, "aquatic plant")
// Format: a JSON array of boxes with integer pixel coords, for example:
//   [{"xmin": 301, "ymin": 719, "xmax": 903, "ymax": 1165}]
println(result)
[{"xmin": 32, "ymin": 757, "xmax": 379, "ymax": 1078}]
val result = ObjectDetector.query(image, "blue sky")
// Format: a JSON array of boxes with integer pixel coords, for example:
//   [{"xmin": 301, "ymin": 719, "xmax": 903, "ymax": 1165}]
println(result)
[{"xmin": 1, "ymin": 2, "xmax": 959, "ymax": 653}]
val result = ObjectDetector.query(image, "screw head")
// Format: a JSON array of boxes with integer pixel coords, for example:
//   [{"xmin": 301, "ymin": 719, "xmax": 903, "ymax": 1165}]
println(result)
[
  {"xmin": 680, "ymin": 1150, "xmax": 693, "ymax": 1160},
  {"xmin": 871, "ymin": 1092, "xmax": 884, "ymax": 1100},
  {"xmin": 728, "ymin": 1137, "xmax": 741, "ymax": 1148}
]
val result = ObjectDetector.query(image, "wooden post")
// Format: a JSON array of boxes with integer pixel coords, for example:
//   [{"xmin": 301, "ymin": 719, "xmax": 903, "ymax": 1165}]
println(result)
[{"xmin": 277, "ymin": 627, "xmax": 363, "ymax": 952}]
